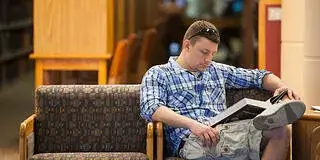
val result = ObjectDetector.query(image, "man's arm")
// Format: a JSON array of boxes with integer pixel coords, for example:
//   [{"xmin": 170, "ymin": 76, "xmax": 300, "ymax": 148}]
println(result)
[
  {"xmin": 141, "ymin": 67, "xmax": 218, "ymax": 146},
  {"xmin": 152, "ymin": 105, "xmax": 219, "ymax": 146},
  {"xmin": 262, "ymin": 73, "xmax": 300, "ymax": 100},
  {"xmin": 152, "ymin": 105, "xmax": 198, "ymax": 129},
  {"xmin": 262, "ymin": 73, "xmax": 286, "ymax": 92}
]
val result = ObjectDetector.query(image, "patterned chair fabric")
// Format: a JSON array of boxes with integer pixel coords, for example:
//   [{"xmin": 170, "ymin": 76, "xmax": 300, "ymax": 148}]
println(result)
[
  {"xmin": 159, "ymin": 88, "xmax": 273, "ymax": 160},
  {"xmin": 225, "ymin": 88, "xmax": 272, "ymax": 106},
  {"xmin": 165, "ymin": 157, "xmax": 184, "ymax": 160},
  {"xmin": 31, "ymin": 85, "xmax": 149, "ymax": 159},
  {"xmin": 31, "ymin": 152, "xmax": 148, "ymax": 160}
]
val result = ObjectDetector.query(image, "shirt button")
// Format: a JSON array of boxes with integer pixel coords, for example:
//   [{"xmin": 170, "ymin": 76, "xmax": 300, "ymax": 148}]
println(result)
[{"xmin": 223, "ymin": 146, "xmax": 230, "ymax": 153}]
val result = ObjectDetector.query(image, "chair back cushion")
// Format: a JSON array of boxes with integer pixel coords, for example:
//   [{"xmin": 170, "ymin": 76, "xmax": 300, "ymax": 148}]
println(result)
[
  {"xmin": 34, "ymin": 85, "xmax": 147, "ymax": 154},
  {"xmin": 226, "ymin": 88, "xmax": 272, "ymax": 107}
]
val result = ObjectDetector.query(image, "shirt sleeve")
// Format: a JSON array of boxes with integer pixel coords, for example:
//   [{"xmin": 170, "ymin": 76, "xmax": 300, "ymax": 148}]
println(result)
[
  {"xmin": 140, "ymin": 66, "xmax": 168, "ymax": 122},
  {"xmin": 213, "ymin": 62, "xmax": 272, "ymax": 89}
]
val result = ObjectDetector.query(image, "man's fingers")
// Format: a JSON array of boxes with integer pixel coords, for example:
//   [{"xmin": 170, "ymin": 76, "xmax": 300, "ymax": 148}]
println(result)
[
  {"xmin": 274, "ymin": 89, "xmax": 280, "ymax": 96},
  {"xmin": 293, "ymin": 92, "xmax": 301, "ymax": 100},
  {"xmin": 202, "ymin": 132, "xmax": 212, "ymax": 147},
  {"xmin": 273, "ymin": 87, "xmax": 301, "ymax": 101},
  {"xmin": 199, "ymin": 128, "xmax": 219, "ymax": 147},
  {"xmin": 212, "ymin": 127, "xmax": 219, "ymax": 135},
  {"xmin": 208, "ymin": 129, "xmax": 218, "ymax": 145},
  {"xmin": 198, "ymin": 134, "xmax": 205, "ymax": 143},
  {"xmin": 205, "ymin": 128, "xmax": 219, "ymax": 146},
  {"xmin": 287, "ymin": 90, "xmax": 294, "ymax": 100}
]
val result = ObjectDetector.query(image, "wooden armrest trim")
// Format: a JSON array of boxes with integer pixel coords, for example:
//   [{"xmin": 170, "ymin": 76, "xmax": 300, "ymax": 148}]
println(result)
[
  {"xmin": 21, "ymin": 114, "xmax": 36, "ymax": 136},
  {"xmin": 146, "ymin": 122, "xmax": 154, "ymax": 160},
  {"xmin": 155, "ymin": 122, "xmax": 163, "ymax": 160},
  {"xmin": 19, "ymin": 114, "xmax": 36, "ymax": 160}
]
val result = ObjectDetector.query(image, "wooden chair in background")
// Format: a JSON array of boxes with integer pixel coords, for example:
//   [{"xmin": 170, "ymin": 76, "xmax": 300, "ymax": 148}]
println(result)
[
  {"xmin": 137, "ymin": 28, "xmax": 158, "ymax": 82},
  {"xmin": 108, "ymin": 33, "xmax": 138, "ymax": 84},
  {"xmin": 127, "ymin": 32, "xmax": 143, "ymax": 84},
  {"xmin": 124, "ymin": 33, "xmax": 139, "ymax": 84},
  {"xmin": 108, "ymin": 40, "xmax": 128, "ymax": 84}
]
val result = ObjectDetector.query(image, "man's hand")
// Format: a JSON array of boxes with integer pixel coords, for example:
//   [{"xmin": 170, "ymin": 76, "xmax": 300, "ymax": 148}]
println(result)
[
  {"xmin": 189, "ymin": 121, "xmax": 219, "ymax": 147},
  {"xmin": 152, "ymin": 106, "xmax": 219, "ymax": 147},
  {"xmin": 262, "ymin": 74, "xmax": 301, "ymax": 100},
  {"xmin": 274, "ymin": 86, "xmax": 300, "ymax": 100}
]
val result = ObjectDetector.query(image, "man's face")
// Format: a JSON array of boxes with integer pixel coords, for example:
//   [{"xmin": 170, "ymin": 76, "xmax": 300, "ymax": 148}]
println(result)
[{"xmin": 183, "ymin": 37, "xmax": 218, "ymax": 72}]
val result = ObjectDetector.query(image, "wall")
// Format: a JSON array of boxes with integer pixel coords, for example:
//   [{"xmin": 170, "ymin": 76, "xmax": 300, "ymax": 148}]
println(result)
[{"xmin": 282, "ymin": 0, "xmax": 320, "ymax": 106}]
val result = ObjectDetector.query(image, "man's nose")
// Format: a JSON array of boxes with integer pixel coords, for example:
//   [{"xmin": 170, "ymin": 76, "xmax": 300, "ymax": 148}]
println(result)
[{"xmin": 205, "ymin": 56, "xmax": 213, "ymax": 62}]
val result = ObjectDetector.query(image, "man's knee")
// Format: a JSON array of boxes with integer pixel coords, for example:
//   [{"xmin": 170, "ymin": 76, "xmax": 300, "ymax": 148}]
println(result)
[{"xmin": 264, "ymin": 126, "xmax": 290, "ymax": 141}]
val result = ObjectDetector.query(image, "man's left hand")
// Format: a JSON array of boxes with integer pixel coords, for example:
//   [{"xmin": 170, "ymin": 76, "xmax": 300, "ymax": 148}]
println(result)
[{"xmin": 274, "ymin": 87, "xmax": 300, "ymax": 100}]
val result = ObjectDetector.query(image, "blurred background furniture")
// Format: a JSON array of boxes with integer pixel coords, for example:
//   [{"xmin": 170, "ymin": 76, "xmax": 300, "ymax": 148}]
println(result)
[
  {"xmin": 292, "ymin": 109, "xmax": 320, "ymax": 160},
  {"xmin": 155, "ymin": 88, "xmax": 273, "ymax": 160},
  {"xmin": 107, "ymin": 39, "xmax": 129, "ymax": 84},
  {"xmin": 0, "ymin": 0, "xmax": 33, "ymax": 90},
  {"xmin": 19, "ymin": 85, "xmax": 154, "ymax": 160},
  {"xmin": 137, "ymin": 28, "xmax": 158, "ymax": 82},
  {"xmin": 30, "ymin": 0, "xmax": 114, "ymax": 87}
]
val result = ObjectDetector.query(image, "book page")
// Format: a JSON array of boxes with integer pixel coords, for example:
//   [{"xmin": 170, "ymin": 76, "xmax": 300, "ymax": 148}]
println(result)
[{"xmin": 208, "ymin": 98, "xmax": 271, "ymax": 127}]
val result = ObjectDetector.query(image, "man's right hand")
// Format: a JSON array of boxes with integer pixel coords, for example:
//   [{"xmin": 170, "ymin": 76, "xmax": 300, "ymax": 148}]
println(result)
[
  {"xmin": 152, "ymin": 106, "xmax": 219, "ymax": 147},
  {"xmin": 189, "ymin": 121, "xmax": 219, "ymax": 147}
]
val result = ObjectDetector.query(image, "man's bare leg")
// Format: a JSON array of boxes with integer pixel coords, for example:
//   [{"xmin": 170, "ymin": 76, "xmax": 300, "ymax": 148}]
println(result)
[{"xmin": 261, "ymin": 126, "xmax": 290, "ymax": 160}]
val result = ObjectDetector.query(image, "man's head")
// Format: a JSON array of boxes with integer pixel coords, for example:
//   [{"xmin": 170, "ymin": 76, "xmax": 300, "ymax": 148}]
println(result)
[{"xmin": 178, "ymin": 20, "xmax": 220, "ymax": 72}]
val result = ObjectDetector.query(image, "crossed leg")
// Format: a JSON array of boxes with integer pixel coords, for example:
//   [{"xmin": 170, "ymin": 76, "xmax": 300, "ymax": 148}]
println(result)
[{"xmin": 261, "ymin": 126, "xmax": 290, "ymax": 160}]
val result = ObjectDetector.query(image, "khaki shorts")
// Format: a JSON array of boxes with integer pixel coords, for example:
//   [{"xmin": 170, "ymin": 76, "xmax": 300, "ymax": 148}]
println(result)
[{"xmin": 179, "ymin": 119, "xmax": 262, "ymax": 160}]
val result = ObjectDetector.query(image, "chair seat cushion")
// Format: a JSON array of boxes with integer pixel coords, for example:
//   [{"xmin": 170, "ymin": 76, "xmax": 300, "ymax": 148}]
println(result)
[
  {"xmin": 30, "ymin": 152, "xmax": 148, "ymax": 160},
  {"xmin": 165, "ymin": 157, "xmax": 184, "ymax": 160}
]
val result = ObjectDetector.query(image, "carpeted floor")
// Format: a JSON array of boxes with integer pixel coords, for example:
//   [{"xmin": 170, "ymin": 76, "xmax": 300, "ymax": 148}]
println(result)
[{"xmin": 0, "ymin": 71, "xmax": 34, "ymax": 159}]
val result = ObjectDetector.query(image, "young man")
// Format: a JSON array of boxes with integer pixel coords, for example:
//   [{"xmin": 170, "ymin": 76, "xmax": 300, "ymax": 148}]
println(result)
[{"xmin": 140, "ymin": 20, "xmax": 305, "ymax": 159}]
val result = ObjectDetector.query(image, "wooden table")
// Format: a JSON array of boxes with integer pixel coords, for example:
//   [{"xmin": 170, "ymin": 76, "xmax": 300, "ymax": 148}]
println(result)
[
  {"xmin": 30, "ymin": 54, "xmax": 112, "ymax": 88},
  {"xmin": 292, "ymin": 108, "xmax": 320, "ymax": 160}
]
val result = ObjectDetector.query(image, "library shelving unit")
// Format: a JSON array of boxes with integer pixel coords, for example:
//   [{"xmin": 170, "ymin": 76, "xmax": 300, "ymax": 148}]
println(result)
[{"xmin": 0, "ymin": 0, "xmax": 33, "ymax": 89}]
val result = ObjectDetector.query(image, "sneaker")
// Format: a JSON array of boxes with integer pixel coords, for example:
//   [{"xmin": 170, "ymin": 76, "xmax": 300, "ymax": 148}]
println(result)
[{"xmin": 252, "ymin": 100, "xmax": 306, "ymax": 130}]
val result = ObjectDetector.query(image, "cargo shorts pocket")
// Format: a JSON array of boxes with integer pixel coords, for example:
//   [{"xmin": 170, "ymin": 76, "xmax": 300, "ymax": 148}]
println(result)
[
  {"xmin": 215, "ymin": 119, "xmax": 251, "ymax": 159},
  {"xmin": 179, "ymin": 134, "xmax": 208, "ymax": 160}
]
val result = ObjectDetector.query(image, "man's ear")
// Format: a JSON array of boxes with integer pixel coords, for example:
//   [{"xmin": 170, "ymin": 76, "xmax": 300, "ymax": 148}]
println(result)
[{"xmin": 183, "ymin": 39, "xmax": 191, "ymax": 51}]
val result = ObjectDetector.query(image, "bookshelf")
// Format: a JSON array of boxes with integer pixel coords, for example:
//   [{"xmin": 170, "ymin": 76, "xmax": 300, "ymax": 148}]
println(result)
[{"xmin": 0, "ymin": 0, "xmax": 33, "ymax": 89}]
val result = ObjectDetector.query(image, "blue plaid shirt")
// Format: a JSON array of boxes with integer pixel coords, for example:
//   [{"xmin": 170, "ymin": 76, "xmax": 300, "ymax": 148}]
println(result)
[{"xmin": 140, "ymin": 57, "xmax": 269, "ymax": 156}]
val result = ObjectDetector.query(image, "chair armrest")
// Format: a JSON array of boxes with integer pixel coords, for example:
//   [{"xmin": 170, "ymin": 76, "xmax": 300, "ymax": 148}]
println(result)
[
  {"xmin": 147, "ymin": 122, "xmax": 154, "ymax": 160},
  {"xmin": 311, "ymin": 126, "xmax": 320, "ymax": 159},
  {"xmin": 19, "ymin": 114, "xmax": 36, "ymax": 160},
  {"xmin": 155, "ymin": 122, "xmax": 163, "ymax": 160}
]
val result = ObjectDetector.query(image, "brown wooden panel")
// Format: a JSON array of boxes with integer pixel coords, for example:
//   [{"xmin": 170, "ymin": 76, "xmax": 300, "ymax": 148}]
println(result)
[
  {"xmin": 292, "ymin": 109, "xmax": 320, "ymax": 160},
  {"xmin": 34, "ymin": 0, "xmax": 107, "ymax": 54},
  {"xmin": 41, "ymin": 59, "xmax": 101, "ymax": 70}
]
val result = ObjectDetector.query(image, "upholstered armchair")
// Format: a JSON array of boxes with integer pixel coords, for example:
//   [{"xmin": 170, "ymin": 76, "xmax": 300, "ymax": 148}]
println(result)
[
  {"xmin": 155, "ymin": 88, "xmax": 273, "ymax": 160},
  {"xmin": 19, "ymin": 85, "xmax": 154, "ymax": 160}
]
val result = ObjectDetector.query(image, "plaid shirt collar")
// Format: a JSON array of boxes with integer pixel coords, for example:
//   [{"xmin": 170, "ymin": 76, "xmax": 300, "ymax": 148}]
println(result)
[
  {"xmin": 168, "ymin": 56, "xmax": 208, "ymax": 76},
  {"xmin": 168, "ymin": 56, "xmax": 187, "ymax": 74}
]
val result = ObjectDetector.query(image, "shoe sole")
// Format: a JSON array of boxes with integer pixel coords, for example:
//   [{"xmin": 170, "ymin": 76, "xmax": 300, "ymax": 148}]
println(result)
[{"xmin": 253, "ymin": 101, "xmax": 306, "ymax": 130}]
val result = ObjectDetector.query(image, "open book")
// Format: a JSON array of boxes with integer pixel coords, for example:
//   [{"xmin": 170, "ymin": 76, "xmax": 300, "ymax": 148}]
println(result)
[
  {"xmin": 208, "ymin": 90, "xmax": 288, "ymax": 127},
  {"xmin": 208, "ymin": 98, "xmax": 271, "ymax": 127}
]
